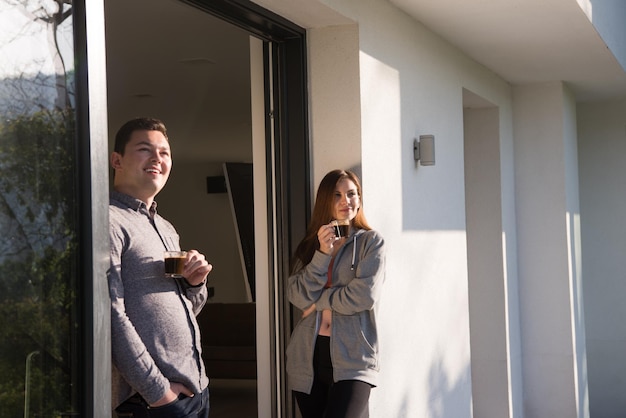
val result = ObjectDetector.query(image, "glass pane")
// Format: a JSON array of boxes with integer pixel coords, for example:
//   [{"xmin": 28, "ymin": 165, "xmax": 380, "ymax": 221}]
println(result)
[{"xmin": 0, "ymin": 1, "xmax": 79, "ymax": 417}]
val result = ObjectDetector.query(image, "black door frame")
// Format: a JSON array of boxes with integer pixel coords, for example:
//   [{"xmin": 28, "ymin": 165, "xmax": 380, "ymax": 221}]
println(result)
[
  {"xmin": 74, "ymin": 0, "xmax": 112, "ymax": 415},
  {"xmin": 73, "ymin": 0, "xmax": 309, "ymax": 414}
]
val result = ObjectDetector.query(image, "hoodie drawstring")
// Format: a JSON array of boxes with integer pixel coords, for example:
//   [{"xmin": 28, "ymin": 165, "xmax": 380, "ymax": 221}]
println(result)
[{"xmin": 351, "ymin": 235, "xmax": 356, "ymax": 270}]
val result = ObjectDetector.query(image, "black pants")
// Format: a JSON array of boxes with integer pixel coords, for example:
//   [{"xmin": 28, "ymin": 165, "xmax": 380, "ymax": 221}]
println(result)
[{"xmin": 294, "ymin": 336, "xmax": 372, "ymax": 418}]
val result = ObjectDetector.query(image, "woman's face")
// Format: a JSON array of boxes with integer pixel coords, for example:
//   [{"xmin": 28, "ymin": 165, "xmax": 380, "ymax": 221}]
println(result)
[{"xmin": 332, "ymin": 178, "xmax": 360, "ymax": 221}]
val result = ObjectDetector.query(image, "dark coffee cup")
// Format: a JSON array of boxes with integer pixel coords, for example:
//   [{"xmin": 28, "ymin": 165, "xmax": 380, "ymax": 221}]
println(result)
[
  {"xmin": 331, "ymin": 219, "xmax": 350, "ymax": 239},
  {"xmin": 164, "ymin": 251, "xmax": 187, "ymax": 278}
]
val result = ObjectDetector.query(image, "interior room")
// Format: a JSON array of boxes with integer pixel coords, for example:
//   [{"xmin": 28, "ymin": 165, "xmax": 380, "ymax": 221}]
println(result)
[{"xmin": 105, "ymin": 0, "xmax": 259, "ymax": 416}]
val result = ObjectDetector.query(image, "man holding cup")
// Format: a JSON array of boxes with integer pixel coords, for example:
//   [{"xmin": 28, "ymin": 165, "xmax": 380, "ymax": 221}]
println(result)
[{"xmin": 108, "ymin": 117, "xmax": 212, "ymax": 417}]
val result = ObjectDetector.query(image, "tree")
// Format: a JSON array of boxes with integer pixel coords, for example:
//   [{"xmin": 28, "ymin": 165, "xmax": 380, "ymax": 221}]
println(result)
[
  {"xmin": 0, "ymin": 1, "xmax": 78, "ymax": 416},
  {"xmin": 0, "ymin": 0, "xmax": 74, "ymax": 115},
  {"xmin": 0, "ymin": 109, "xmax": 78, "ymax": 417}
]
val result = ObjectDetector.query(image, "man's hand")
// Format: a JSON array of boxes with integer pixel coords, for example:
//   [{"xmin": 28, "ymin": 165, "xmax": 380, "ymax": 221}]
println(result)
[
  {"xmin": 183, "ymin": 250, "xmax": 212, "ymax": 286},
  {"xmin": 150, "ymin": 382, "xmax": 194, "ymax": 407}
]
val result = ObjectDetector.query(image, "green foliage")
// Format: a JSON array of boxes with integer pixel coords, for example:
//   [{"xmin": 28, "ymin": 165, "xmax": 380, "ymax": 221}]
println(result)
[
  {"xmin": 0, "ymin": 109, "xmax": 78, "ymax": 417},
  {"xmin": 0, "ymin": 109, "xmax": 76, "ymax": 220}
]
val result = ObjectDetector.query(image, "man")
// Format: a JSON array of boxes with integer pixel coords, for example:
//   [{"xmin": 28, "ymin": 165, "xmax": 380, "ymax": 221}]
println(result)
[{"xmin": 108, "ymin": 117, "xmax": 212, "ymax": 417}]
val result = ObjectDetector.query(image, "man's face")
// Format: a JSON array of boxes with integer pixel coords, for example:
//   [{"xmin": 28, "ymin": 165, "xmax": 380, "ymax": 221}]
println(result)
[{"xmin": 111, "ymin": 129, "xmax": 172, "ymax": 203}]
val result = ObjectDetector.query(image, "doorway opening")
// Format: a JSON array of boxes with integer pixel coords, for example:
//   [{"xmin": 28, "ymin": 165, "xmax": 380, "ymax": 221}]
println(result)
[
  {"xmin": 463, "ymin": 88, "xmax": 511, "ymax": 417},
  {"xmin": 104, "ymin": 0, "xmax": 308, "ymax": 416}
]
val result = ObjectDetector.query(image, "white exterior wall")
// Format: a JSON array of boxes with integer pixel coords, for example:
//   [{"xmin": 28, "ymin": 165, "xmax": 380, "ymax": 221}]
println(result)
[
  {"xmin": 308, "ymin": 24, "xmax": 362, "ymax": 183},
  {"xmin": 578, "ymin": 99, "xmax": 626, "ymax": 417},
  {"xmin": 307, "ymin": 0, "xmax": 519, "ymax": 416},
  {"xmin": 464, "ymin": 104, "xmax": 516, "ymax": 418},
  {"xmin": 253, "ymin": 0, "xmax": 590, "ymax": 417},
  {"xmin": 512, "ymin": 83, "xmax": 588, "ymax": 418},
  {"xmin": 577, "ymin": 0, "xmax": 626, "ymax": 70}
]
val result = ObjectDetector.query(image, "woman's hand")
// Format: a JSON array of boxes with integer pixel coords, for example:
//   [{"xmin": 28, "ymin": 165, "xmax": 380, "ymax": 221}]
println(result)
[
  {"xmin": 317, "ymin": 223, "xmax": 336, "ymax": 255},
  {"xmin": 302, "ymin": 304, "xmax": 316, "ymax": 318}
]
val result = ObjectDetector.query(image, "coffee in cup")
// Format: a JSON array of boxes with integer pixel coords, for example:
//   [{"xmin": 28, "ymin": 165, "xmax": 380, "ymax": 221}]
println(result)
[
  {"xmin": 331, "ymin": 219, "xmax": 350, "ymax": 239},
  {"xmin": 164, "ymin": 251, "xmax": 187, "ymax": 278}
]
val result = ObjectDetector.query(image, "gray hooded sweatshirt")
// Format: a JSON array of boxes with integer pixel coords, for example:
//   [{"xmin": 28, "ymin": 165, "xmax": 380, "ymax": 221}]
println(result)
[{"xmin": 286, "ymin": 228, "xmax": 386, "ymax": 394}]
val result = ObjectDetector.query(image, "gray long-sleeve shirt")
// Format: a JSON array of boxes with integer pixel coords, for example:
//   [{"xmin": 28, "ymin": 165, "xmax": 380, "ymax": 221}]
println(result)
[{"xmin": 108, "ymin": 191, "xmax": 209, "ymax": 407}]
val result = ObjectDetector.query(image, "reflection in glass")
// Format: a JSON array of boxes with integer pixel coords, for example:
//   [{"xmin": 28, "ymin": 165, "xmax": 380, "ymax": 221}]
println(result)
[{"xmin": 0, "ymin": 1, "xmax": 79, "ymax": 416}]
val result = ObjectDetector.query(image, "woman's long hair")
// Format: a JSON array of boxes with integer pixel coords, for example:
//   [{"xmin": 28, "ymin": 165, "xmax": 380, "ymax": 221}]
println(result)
[{"xmin": 291, "ymin": 169, "xmax": 371, "ymax": 272}]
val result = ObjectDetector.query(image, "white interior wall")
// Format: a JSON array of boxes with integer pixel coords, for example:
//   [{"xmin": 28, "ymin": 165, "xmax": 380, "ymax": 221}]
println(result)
[
  {"xmin": 159, "ymin": 161, "xmax": 250, "ymax": 303},
  {"xmin": 578, "ymin": 98, "xmax": 626, "ymax": 417}
]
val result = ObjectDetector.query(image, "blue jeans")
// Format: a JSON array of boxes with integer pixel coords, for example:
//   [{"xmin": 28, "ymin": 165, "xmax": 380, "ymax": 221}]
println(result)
[{"xmin": 115, "ymin": 387, "xmax": 209, "ymax": 418}]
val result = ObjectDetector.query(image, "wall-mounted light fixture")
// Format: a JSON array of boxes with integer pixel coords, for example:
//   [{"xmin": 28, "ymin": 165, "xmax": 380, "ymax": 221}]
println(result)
[{"xmin": 413, "ymin": 135, "xmax": 435, "ymax": 166}]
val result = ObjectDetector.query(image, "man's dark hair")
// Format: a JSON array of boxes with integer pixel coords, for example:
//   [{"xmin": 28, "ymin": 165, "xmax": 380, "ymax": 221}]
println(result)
[{"xmin": 113, "ymin": 117, "xmax": 168, "ymax": 155}]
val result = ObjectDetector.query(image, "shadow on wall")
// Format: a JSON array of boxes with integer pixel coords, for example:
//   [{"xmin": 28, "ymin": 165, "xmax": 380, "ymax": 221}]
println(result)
[
  {"xmin": 380, "ymin": 353, "xmax": 471, "ymax": 417},
  {"xmin": 426, "ymin": 357, "xmax": 471, "ymax": 418}
]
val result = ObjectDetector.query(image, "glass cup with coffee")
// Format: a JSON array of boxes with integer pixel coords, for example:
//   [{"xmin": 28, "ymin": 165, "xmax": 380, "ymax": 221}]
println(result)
[
  {"xmin": 164, "ymin": 251, "xmax": 187, "ymax": 278},
  {"xmin": 331, "ymin": 219, "xmax": 350, "ymax": 240}
]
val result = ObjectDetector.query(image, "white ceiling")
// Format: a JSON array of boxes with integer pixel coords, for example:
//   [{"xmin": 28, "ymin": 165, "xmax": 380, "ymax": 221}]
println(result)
[
  {"xmin": 389, "ymin": 0, "xmax": 626, "ymax": 102},
  {"xmin": 105, "ymin": 0, "xmax": 253, "ymax": 164}
]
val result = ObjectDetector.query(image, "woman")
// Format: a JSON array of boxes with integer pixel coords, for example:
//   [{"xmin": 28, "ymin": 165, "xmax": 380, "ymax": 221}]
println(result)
[{"xmin": 287, "ymin": 169, "xmax": 386, "ymax": 418}]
